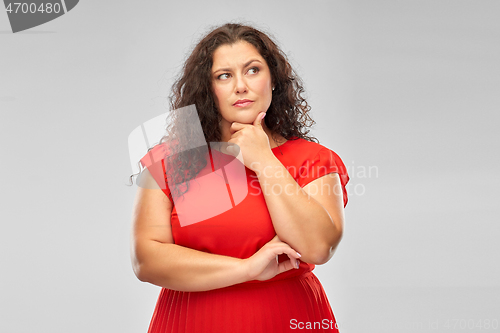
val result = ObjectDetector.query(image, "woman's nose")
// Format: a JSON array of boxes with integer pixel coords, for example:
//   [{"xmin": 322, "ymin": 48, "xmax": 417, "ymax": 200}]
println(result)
[{"xmin": 234, "ymin": 75, "xmax": 248, "ymax": 94}]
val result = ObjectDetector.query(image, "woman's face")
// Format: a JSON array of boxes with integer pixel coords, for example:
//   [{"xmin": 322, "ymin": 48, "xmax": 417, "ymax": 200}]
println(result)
[{"xmin": 211, "ymin": 41, "xmax": 273, "ymax": 127}]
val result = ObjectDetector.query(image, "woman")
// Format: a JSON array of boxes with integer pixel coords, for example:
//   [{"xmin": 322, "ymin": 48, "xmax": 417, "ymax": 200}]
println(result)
[{"xmin": 131, "ymin": 23, "xmax": 349, "ymax": 333}]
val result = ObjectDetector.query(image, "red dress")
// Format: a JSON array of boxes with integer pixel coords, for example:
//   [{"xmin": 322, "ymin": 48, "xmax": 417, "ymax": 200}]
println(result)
[{"xmin": 140, "ymin": 137, "xmax": 349, "ymax": 333}]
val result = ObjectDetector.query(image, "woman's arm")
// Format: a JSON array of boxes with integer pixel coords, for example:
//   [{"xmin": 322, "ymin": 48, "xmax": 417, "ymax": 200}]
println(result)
[
  {"xmin": 253, "ymin": 159, "xmax": 345, "ymax": 266},
  {"xmin": 130, "ymin": 170, "xmax": 301, "ymax": 292},
  {"xmin": 226, "ymin": 114, "xmax": 345, "ymax": 266}
]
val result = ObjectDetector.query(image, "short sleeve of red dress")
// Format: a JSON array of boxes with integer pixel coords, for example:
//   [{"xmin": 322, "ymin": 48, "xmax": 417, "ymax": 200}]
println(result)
[
  {"xmin": 295, "ymin": 146, "xmax": 350, "ymax": 208},
  {"xmin": 138, "ymin": 144, "xmax": 173, "ymax": 203}
]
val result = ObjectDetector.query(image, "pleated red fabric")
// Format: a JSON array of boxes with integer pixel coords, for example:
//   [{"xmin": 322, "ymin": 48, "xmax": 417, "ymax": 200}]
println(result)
[
  {"xmin": 140, "ymin": 137, "xmax": 349, "ymax": 333},
  {"xmin": 148, "ymin": 272, "xmax": 339, "ymax": 333}
]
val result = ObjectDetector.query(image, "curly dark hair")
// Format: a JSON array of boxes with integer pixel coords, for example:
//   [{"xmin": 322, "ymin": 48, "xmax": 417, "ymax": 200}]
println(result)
[{"xmin": 138, "ymin": 23, "xmax": 319, "ymax": 199}]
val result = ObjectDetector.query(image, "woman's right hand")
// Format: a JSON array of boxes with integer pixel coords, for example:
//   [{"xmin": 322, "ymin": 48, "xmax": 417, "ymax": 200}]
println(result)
[{"xmin": 242, "ymin": 235, "xmax": 302, "ymax": 281}]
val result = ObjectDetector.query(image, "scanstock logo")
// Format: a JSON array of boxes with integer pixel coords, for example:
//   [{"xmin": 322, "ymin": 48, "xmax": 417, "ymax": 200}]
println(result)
[{"xmin": 4, "ymin": 0, "xmax": 79, "ymax": 33}]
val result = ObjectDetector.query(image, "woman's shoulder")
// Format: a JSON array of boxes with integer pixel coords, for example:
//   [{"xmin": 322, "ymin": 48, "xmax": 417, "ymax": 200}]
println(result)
[
  {"xmin": 140, "ymin": 143, "xmax": 169, "ymax": 169},
  {"xmin": 284, "ymin": 136, "xmax": 334, "ymax": 156},
  {"xmin": 281, "ymin": 136, "xmax": 348, "ymax": 178},
  {"xmin": 138, "ymin": 143, "xmax": 171, "ymax": 192}
]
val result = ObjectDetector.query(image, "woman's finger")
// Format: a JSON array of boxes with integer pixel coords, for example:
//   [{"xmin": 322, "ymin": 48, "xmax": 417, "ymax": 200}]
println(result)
[
  {"xmin": 277, "ymin": 258, "xmax": 300, "ymax": 274},
  {"xmin": 266, "ymin": 239, "xmax": 301, "ymax": 258},
  {"xmin": 230, "ymin": 129, "xmax": 244, "ymax": 139},
  {"xmin": 229, "ymin": 122, "xmax": 248, "ymax": 134},
  {"xmin": 270, "ymin": 246, "xmax": 301, "ymax": 268}
]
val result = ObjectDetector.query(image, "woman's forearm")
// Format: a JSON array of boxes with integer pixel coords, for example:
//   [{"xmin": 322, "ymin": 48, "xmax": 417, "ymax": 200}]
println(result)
[
  {"xmin": 252, "ymin": 156, "xmax": 342, "ymax": 265},
  {"xmin": 133, "ymin": 240, "xmax": 248, "ymax": 292}
]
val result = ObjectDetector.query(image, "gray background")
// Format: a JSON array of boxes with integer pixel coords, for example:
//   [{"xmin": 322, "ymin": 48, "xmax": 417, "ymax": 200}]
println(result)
[{"xmin": 1, "ymin": 0, "xmax": 499, "ymax": 332}]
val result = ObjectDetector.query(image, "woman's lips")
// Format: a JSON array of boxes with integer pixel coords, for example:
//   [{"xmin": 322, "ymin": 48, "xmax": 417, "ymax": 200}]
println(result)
[{"xmin": 233, "ymin": 100, "xmax": 254, "ymax": 107}]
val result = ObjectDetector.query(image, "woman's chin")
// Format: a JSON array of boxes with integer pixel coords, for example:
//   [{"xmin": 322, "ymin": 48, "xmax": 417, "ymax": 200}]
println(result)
[
  {"xmin": 233, "ymin": 111, "xmax": 260, "ymax": 124},
  {"xmin": 238, "ymin": 117, "xmax": 256, "ymax": 124}
]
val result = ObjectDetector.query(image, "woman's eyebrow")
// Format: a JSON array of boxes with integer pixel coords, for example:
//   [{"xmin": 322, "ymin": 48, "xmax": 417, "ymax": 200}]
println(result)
[{"xmin": 213, "ymin": 59, "xmax": 262, "ymax": 74}]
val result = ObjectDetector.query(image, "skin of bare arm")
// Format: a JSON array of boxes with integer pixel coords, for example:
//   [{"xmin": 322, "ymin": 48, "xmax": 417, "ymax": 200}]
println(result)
[
  {"xmin": 256, "ymin": 167, "xmax": 345, "ymax": 265},
  {"xmin": 225, "ymin": 112, "xmax": 345, "ymax": 265},
  {"xmin": 130, "ymin": 169, "xmax": 302, "ymax": 292}
]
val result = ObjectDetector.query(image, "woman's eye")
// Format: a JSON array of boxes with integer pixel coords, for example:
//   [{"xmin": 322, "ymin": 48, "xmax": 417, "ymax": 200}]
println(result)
[
  {"xmin": 248, "ymin": 67, "xmax": 259, "ymax": 74},
  {"xmin": 218, "ymin": 73, "xmax": 230, "ymax": 80}
]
